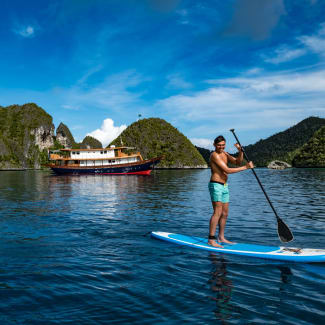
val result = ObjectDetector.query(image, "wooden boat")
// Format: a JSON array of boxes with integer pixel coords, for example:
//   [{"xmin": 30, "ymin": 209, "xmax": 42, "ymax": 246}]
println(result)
[{"xmin": 47, "ymin": 146, "xmax": 162, "ymax": 175}]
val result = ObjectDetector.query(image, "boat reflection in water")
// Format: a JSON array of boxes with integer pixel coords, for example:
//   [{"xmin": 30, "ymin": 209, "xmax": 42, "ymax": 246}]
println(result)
[{"xmin": 47, "ymin": 146, "xmax": 162, "ymax": 175}]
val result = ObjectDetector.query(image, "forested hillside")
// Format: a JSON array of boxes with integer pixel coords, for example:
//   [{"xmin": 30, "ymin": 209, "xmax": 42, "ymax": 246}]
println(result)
[
  {"xmin": 55, "ymin": 123, "xmax": 102, "ymax": 149},
  {"xmin": 110, "ymin": 118, "xmax": 207, "ymax": 168},
  {"xmin": 243, "ymin": 117, "xmax": 325, "ymax": 167},
  {"xmin": 292, "ymin": 126, "xmax": 325, "ymax": 167},
  {"xmin": 0, "ymin": 103, "xmax": 104, "ymax": 169},
  {"xmin": 1, "ymin": 103, "xmax": 323, "ymax": 169},
  {"xmin": 195, "ymin": 146, "xmax": 211, "ymax": 165},
  {"xmin": 0, "ymin": 103, "xmax": 54, "ymax": 169},
  {"xmin": 56, "ymin": 122, "xmax": 77, "ymax": 148},
  {"xmin": 80, "ymin": 136, "xmax": 102, "ymax": 149}
]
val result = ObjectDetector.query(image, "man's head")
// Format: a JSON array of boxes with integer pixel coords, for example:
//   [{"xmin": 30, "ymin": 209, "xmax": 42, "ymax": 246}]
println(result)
[{"xmin": 213, "ymin": 135, "xmax": 226, "ymax": 152}]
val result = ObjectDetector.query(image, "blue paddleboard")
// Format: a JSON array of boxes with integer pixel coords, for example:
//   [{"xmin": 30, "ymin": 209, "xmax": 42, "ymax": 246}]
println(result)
[{"xmin": 151, "ymin": 231, "xmax": 325, "ymax": 263}]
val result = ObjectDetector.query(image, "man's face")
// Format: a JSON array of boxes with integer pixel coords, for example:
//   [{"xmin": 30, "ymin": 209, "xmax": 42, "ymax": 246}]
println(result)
[{"xmin": 214, "ymin": 140, "xmax": 226, "ymax": 153}]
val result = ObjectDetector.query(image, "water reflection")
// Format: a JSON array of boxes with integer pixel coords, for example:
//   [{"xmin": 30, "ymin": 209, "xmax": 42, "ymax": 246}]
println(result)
[
  {"xmin": 1, "ymin": 168, "xmax": 324, "ymax": 324},
  {"xmin": 0, "ymin": 170, "xmax": 51, "ymax": 202},
  {"xmin": 278, "ymin": 265, "xmax": 293, "ymax": 285},
  {"xmin": 207, "ymin": 254, "xmax": 234, "ymax": 322},
  {"xmin": 50, "ymin": 173, "xmax": 156, "ymax": 204},
  {"xmin": 206, "ymin": 253, "xmax": 297, "ymax": 323}
]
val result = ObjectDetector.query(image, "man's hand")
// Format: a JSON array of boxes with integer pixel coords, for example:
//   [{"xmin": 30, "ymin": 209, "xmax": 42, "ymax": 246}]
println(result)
[
  {"xmin": 234, "ymin": 143, "xmax": 242, "ymax": 152},
  {"xmin": 246, "ymin": 161, "xmax": 254, "ymax": 169}
]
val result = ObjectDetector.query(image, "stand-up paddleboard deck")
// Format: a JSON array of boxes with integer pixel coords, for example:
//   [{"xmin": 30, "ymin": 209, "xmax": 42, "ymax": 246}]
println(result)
[{"xmin": 151, "ymin": 232, "xmax": 325, "ymax": 263}]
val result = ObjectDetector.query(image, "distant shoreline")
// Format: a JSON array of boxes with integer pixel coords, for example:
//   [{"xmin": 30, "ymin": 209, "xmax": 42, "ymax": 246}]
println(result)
[
  {"xmin": 0, "ymin": 168, "xmax": 28, "ymax": 171},
  {"xmin": 155, "ymin": 166, "xmax": 208, "ymax": 169},
  {"xmin": 0, "ymin": 166, "xmax": 209, "ymax": 171},
  {"xmin": 1, "ymin": 166, "xmax": 324, "ymax": 171}
]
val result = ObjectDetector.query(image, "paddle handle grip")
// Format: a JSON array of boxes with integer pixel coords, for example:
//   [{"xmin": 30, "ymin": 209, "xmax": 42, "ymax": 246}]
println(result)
[{"xmin": 229, "ymin": 129, "xmax": 280, "ymax": 220}]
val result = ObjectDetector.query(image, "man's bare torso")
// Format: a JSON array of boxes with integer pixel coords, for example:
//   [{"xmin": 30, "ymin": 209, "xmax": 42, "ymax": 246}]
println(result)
[{"xmin": 210, "ymin": 151, "xmax": 228, "ymax": 183}]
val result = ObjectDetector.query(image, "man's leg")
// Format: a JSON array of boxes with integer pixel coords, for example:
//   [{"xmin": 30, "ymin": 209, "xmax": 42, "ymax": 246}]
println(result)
[
  {"xmin": 208, "ymin": 201, "xmax": 223, "ymax": 248},
  {"xmin": 218, "ymin": 203, "xmax": 233, "ymax": 244}
]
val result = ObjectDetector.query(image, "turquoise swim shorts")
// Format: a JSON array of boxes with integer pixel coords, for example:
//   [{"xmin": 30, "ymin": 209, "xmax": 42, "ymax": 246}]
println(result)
[{"xmin": 208, "ymin": 182, "xmax": 229, "ymax": 203}]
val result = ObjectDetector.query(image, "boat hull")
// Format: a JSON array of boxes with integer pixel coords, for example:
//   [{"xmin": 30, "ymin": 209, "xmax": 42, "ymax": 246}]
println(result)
[{"xmin": 48, "ymin": 158, "xmax": 160, "ymax": 175}]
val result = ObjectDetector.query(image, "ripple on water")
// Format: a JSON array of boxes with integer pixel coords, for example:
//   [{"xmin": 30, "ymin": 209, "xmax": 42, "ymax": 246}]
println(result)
[{"xmin": 0, "ymin": 169, "xmax": 324, "ymax": 324}]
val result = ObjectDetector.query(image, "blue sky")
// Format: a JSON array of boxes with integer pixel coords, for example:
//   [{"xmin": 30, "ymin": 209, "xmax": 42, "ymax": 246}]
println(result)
[{"xmin": 1, "ymin": 0, "xmax": 325, "ymax": 149}]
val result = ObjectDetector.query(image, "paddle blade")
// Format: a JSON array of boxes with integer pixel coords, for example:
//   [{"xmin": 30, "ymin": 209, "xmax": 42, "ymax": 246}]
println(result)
[{"xmin": 277, "ymin": 218, "xmax": 294, "ymax": 243}]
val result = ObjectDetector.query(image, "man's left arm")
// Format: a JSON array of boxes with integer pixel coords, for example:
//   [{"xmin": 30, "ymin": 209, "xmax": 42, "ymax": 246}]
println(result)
[
  {"xmin": 226, "ymin": 144, "xmax": 244, "ymax": 166},
  {"xmin": 234, "ymin": 143, "xmax": 244, "ymax": 165}
]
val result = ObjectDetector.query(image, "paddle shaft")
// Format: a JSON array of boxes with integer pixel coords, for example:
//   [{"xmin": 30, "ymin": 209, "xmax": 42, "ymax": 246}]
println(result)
[{"xmin": 230, "ymin": 129, "xmax": 281, "ymax": 220}]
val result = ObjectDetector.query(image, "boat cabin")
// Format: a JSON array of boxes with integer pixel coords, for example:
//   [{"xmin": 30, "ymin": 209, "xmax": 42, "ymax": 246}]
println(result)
[{"xmin": 49, "ymin": 146, "xmax": 143, "ymax": 167}]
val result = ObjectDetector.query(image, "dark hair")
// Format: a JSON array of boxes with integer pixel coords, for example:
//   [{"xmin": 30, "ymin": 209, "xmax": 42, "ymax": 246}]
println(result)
[{"xmin": 214, "ymin": 135, "xmax": 226, "ymax": 144}]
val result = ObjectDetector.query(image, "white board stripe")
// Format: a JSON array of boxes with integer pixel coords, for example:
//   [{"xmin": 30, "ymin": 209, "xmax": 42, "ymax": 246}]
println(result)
[{"xmin": 152, "ymin": 231, "xmax": 325, "ymax": 257}]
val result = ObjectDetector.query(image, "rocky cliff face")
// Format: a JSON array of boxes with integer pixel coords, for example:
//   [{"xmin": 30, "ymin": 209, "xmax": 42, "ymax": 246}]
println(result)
[
  {"xmin": 267, "ymin": 160, "xmax": 291, "ymax": 169},
  {"xmin": 0, "ymin": 103, "xmax": 54, "ymax": 169},
  {"xmin": 56, "ymin": 123, "xmax": 76, "ymax": 148},
  {"xmin": 0, "ymin": 103, "xmax": 108, "ymax": 169},
  {"xmin": 31, "ymin": 125, "xmax": 55, "ymax": 150}
]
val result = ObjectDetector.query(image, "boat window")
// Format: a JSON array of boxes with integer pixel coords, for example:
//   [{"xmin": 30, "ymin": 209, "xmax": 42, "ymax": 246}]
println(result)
[
  {"xmin": 100, "ymin": 151, "xmax": 103, "ymax": 154},
  {"xmin": 77, "ymin": 152, "xmax": 80, "ymax": 155},
  {"xmin": 104, "ymin": 151, "xmax": 107, "ymax": 154},
  {"xmin": 72, "ymin": 152, "xmax": 75, "ymax": 154}
]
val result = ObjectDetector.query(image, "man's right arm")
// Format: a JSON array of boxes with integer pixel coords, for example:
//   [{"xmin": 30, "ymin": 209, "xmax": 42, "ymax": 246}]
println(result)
[{"xmin": 212, "ymin": 152, "xmax": 254, "ymax": 174}]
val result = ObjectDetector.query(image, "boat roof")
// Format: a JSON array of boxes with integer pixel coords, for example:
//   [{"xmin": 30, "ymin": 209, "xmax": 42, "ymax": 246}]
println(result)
[{"xmin": 59, "ymin": 146, "xmax": 135, "ymax": 152}]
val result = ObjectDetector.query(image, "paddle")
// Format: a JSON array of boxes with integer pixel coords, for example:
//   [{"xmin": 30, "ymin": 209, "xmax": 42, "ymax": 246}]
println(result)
[{"xmin": 230, "ymin": 129, "xmax": 294, "ymax": 243}]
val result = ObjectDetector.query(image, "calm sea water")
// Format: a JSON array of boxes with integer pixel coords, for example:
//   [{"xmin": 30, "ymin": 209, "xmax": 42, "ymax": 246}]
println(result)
[{"xmin": 0, "ymin": 168, "xmax": 324, "ymax": 324}]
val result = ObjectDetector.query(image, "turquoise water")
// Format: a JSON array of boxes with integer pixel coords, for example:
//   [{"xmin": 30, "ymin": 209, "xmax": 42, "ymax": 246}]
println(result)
[{"xmin": 0, "ymin": 168, "xmax": 324, "ymax": 324}]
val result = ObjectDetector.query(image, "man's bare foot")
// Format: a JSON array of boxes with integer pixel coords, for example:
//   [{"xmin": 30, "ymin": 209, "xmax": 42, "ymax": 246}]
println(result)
[
  {"xmin": 218, "ymin": 237, "xmax": 234, "ymax": 244},
  {"xmin": 208, "ymin": 240, "xmax": 223, "ymax": 248}
]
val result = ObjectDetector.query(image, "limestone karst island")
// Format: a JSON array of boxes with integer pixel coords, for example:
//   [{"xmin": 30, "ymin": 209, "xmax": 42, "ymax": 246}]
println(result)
[{"xmin": 0, "ymin": 103, "xmax": 324, "ymax": 171}]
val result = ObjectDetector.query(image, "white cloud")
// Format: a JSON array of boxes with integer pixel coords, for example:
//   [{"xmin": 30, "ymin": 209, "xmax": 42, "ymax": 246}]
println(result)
[
  {"xmin": 87, "ymin": 118, "xmax": 127, "ymax": 147},
  {"xmin": 0, "ymin": 69, "xmax": 150, "ymax": 145},
  {"xmin": 299, "ymin": 23, "xmax": 325, "ymax": 55},
  {"xmin": 190, "ymin": 138, "xmax": 213, "ymax": 150},
  {"xmin": 265, "ymin": 22, "xmax": 325, "ymax": 64},
  {"xmin": 157, "ymin": 69, "xmax": 325, "ymax": 134},
  {"xmin": 60, "ymin": 70, "xmax": 147, "ymax": 113},
  {"xmin": 62, "ymin": 104, "xmax": 80, "ymax": 110},
  {"xmin": 13, "ymin": 25, "xmax": 36, "ymax": 38},
  {"xmin": 220, "ymin": 70, "xmax": 325, "ymax": 94},
  {"xmin": 77, "ymin": 65, "xmax": 103, "ymax": 85},
  {"xmin": 264, "ymin": 47, "xmax": 306, "ymax": 64},
  {"xmin": 166, "ymin": 74, "xmax": 192, "ymax": 89},
  {"xmin": 262, "ymin": 23, "xmax": 325, "ymax": 64},
  {"xmin": 300, "ymin": 30, "xmax": 325, "ymax": 55},
  {"xmin": 245, "ymin": 67, "xmax": 263, "ymax": 75}
]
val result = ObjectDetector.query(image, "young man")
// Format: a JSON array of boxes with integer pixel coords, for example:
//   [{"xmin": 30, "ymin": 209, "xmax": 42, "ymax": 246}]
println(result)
[{"xmin": 208, "ymin": 135, "xmax": 254, "ymax": 247}]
